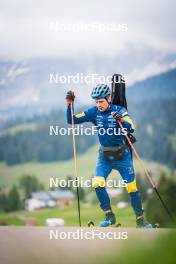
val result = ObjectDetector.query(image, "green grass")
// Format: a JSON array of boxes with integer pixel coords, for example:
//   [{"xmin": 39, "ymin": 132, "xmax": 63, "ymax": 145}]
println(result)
[
  {"xmin": 0, "ymin": 144, "xmax": 172, "ymax": 227},
  {"xmin": 101, "ymin": 231, "xmax": 176, "ymax": 264},
  {"xmin": 0, "ymin": 144, "xmax": 170, "ymax": 190},
  {"xmin": 0, "ymin": 213, "xmax": 25, "ymax": 225},
  {"xmin": 0, "ymin": 202, "xmax": 135, "ymax": 227}
]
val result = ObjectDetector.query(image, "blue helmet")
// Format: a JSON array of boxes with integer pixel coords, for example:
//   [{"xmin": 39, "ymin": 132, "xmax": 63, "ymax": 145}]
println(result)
[{"xmin": 91, "ymin": 84, "xmax": 111, "ymax": 99}]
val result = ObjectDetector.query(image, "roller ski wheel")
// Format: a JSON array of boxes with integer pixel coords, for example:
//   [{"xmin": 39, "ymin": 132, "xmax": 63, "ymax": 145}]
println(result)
[
  {"xmin": 87, "ymin": 220, "xmax": 95, "ymax": 227},
  {"xmin": 115, "ymin": 223, "xmax": 121, "ymax": 227},
  {"xmin": 154, "ymin": 223, "xmax": 160, "ymax": 228}
]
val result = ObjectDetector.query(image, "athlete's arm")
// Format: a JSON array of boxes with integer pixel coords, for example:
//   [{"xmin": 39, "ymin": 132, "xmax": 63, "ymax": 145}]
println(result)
[
  {"xmin": 66, "ymin": 91, "xmax": 96, "ymax": 124},
  {"xmin": 112, "ymin": 107, "xmax": 135, "ymax": 133},
  {"xmin": 119, "ymin": 108, "xmax": 135, "ymax": 133},
  {"xmin": 67, "ymin": 105, "xmax": 93, "ymax": 124}
]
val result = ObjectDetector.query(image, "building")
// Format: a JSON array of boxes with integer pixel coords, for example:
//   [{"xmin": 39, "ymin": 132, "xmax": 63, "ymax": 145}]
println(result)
[{"xmin": 25, "ymin": 190, "xmax": 74, "ymax": 211}]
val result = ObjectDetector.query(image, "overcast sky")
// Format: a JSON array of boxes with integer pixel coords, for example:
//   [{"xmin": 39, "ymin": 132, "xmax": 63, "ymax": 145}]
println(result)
[
  {"xmin": 0, "ymin": 0, "xmax": 175, "ymax": 60},
  {"xmin": 0, "ymin": 0, "xmax": 176, "ymax": 110}
]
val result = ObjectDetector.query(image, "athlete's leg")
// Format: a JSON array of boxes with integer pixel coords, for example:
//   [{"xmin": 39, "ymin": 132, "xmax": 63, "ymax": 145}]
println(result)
[
  {"xmin": 92, "ymin": 149, "xmax": 112, "ymax": 212},
  {"xmin": 113, "ymin": 147, "xmax": 143, "ymax": 217}
]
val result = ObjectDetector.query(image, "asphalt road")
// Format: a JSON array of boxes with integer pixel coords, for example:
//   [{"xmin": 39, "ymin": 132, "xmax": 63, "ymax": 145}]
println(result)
[{"xmin": 0, "ymin": 227, "xmax": 173, "ymax": 264}]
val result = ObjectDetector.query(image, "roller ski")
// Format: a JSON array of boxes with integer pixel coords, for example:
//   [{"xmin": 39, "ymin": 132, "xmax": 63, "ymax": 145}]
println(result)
[
  {"xmin": 87, "ymin": 211, "xmax": 116, "ymax": 227},
  {"xmin": 100, "ymin": 211, "xmax": 116, "ymax": 227},
  {"xmin": 88, "ymin": 211, "xmax": 121, "ymax": 227},
  {"xmin": 136, "ymin": 215, "xmax": 153, "ymax": 229}
]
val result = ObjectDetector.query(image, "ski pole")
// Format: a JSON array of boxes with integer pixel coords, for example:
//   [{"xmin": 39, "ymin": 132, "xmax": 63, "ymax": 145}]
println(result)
[
  {"xmin": 70, "ymin": 101, "xmax": 82, "ymax": 227},
  {"xmin": 118, "ymin": 120, "xmax": 173, "ymax": 221}
]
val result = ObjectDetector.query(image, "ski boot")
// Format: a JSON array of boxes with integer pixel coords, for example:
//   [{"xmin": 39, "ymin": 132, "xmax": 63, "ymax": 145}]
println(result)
[
  {"xmin": 136, "ymin": 215, "xmax": 153, "ymax": 229},
  {"xmin": 100, "ymin": 211, "xmax": 116, "ymax": 227}
]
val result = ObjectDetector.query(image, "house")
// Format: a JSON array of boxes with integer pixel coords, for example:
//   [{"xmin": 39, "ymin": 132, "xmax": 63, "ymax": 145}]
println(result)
[
  {"xmin": 25, "ymin": 190, "xmax": 74, "ymax": 211},
  {"xmin": 49, "ymin": 190, "xmax": 74, "ymax": 207}
]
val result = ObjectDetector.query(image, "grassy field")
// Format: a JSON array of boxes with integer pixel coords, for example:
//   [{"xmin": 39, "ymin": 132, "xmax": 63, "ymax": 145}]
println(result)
[
  {"xmin": 0, "ymin": 147, "xmax": 175, "ymax": 263},
  {"xmin": 0, "ymin": 144, "xmax": 170, "ymax": 190},
  {"xmin": 0, "ymin": 144, "xmax": 172, "ymax": 227},
  {"xmin": 0, "ymin": 202, "xmax": 136, "ymax": 227}
]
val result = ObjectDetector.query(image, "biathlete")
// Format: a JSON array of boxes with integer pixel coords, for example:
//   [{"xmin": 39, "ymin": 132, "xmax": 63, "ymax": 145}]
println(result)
[{"xmin": 66, "ymin": 84, "xmax": 152, "ymax": 228}]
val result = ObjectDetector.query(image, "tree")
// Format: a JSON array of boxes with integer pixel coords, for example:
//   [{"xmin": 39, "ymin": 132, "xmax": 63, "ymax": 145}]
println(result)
[
  {"xmin": 19, "ymin": 175, "xmax": 44, "ymax": 199},
  {"xmin": 145, "ymin": 171, "xmax": 176, "ymax": 227},
  {"xmin": 72, "ymin": 187, "xmax": 86, "ymax": 202},
  {"xmin": 5, "ymin": 185, "xmax": 21, "ymax": 212},
  {"xmin": 0, "ymin": 191, "xmax": 8, "ymax": 212}
]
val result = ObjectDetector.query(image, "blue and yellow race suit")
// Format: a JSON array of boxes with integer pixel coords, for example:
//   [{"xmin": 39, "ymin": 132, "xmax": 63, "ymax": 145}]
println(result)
[{"xmin": 67, "ymin": 103, "xmax": 143, "ymax": 217}]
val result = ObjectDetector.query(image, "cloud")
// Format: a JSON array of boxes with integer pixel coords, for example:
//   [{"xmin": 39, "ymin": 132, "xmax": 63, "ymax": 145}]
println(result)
[
  {"xmin": 128, "ymin": 60, "xmax": 176, "ymax": 85},
  {"xmin": 0, "ymin": 62, "xmax": 30, "ymax": 85},
  {"xmin": 0, "ymin": 0, "xmax": 175, "ymax": 60},
  {"xmin": 6, "ymin": 65, "xmax": 30, "ymax": 81}
]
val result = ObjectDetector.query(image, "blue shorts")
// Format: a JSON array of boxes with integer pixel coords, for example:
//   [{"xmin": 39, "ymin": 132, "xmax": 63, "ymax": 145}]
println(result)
[{"xmin": 95, "ymin": 146, "xmax": 135, "ymax": 183}]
